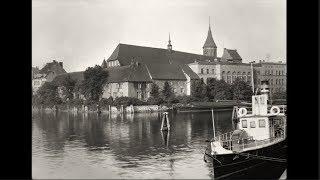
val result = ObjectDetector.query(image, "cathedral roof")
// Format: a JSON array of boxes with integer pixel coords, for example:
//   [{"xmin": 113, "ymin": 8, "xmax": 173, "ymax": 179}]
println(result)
[
  {"xmin": 107, "ymin": 43, "xmax": 215, "ymax": 66},
  {"xmin": 203, "ymin": 26, "xmax": 217, "ymax": 48}
]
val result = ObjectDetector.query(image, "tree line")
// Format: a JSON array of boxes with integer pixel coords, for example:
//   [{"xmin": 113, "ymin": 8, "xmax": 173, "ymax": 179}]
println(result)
[{"xmin": 32, "ymin": 65, "xmax": 285, "ymax": 108}]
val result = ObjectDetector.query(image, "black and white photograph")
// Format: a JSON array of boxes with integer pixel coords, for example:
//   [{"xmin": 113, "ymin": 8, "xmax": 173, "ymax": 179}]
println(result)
[{"xmin": 32, "ymin": 0, "xmax": 288, "ymax": 179}]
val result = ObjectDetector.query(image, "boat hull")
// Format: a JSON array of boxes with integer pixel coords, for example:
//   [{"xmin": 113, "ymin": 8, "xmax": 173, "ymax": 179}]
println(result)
[{"xmin": 204, "ymin": 138, "xmax": 287, "ymax": 179}]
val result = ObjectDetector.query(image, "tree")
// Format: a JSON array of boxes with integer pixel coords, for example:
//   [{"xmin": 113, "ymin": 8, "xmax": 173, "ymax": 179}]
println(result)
[
  {"xmin": 231, "ymin": 78, "xmax": 253, "ymax": 101},
  {"xmin": 37, "ymin": 82, "xmax": 62, "ymax": 107},
  {"xmin": 206, "ymin": 78, "xmax": 232, "ymax": 100},
  {"xmin": 60, "ymin": 75, "xmax": 76, "ymax": 101},
  {"xmin": 161, "ymin": 81, "xmax": 174, "ymax": 102},
  {"xmin": 191, "ymin": 79, "xmax": 207, "ymax": 101},
  {"xmin": 81, "ymin": 65, "xmax": 109, "ymax": 101},
  {"xmin": 150, "ymin": 83, "xmax": 160, "ymax": 98}
]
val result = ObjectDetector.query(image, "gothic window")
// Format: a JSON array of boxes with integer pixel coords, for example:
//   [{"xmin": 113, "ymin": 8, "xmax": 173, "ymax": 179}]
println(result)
[
  {"xmin": 212, "ymin": 69, "xmax": 214, "ymax": 74},
  {"xmin": 207, "ymin": 69, "xmax": 209, "ymax": 74},
  {"xmin": 201, "ymin": 68, "xmax": 204, "ymax": 74}
]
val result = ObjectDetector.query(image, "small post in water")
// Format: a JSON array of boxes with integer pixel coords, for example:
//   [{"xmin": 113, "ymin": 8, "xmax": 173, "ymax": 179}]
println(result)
[
  {"xmin": 212, "ymin": 109, "xmax": 216, "ymax": 140},
  {"xmin": 161, "ymin": 112, "xmax": 170, "ymax": 131}
]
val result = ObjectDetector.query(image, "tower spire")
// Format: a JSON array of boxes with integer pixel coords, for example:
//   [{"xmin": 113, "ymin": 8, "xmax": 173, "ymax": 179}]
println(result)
[
  {"xmin": 203, "ymin": 16, "xmax": 217, "ymax": 57},
  {"xmin": 167, "ymin": 32, "xmax": 172, "ymax": 51}
]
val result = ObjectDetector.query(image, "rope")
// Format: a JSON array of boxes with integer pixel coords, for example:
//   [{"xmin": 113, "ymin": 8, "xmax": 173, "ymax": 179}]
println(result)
[{"xmin": 237, "ymin": 152, "xmax": 286, "ymax": 163}]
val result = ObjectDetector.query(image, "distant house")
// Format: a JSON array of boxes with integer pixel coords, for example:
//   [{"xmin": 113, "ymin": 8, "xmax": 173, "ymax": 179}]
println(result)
[
  {"xmin": 32, "ymin": 67, "xmax": 40, "ymax": 79},
  {"xmin": 221, "ymin": 48, "xmax": 242, "ymax": 63},
  {"xmin": 101, "ymin": 61, "xmax": 199, "ymax": 101},
  {"xmin": 32, "ymin": 60, "xmax": 67, "ymax": 94},
  {"xmin": 102, "ymin": 62, "xmax": 152, "ymax": 100}
]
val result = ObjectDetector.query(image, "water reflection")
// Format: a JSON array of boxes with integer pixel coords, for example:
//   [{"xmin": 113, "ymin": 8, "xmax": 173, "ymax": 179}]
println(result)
[{"xmin": 32, "ymin": 110, "xmax": 233, "ymax": 179}]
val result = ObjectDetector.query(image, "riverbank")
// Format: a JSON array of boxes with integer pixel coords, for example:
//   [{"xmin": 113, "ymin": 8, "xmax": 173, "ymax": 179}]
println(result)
[{"xmin": 32, "ymin": 100, "xmax": 247, "ymax": 114}]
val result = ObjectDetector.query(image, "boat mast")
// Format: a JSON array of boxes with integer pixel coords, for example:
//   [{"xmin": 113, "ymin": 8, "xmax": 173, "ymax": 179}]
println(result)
[{"xmin": 212, "ymin": 109, "xmax": 216, "ymax": 140}]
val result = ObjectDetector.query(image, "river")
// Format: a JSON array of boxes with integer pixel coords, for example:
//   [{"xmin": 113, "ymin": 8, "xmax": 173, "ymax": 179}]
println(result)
[{"xmin": 32, "ymin": 110, "xmax": 233, "ymax": 179}]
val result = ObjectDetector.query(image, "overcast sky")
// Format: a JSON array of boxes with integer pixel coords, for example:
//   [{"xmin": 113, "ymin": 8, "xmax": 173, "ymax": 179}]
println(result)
[{"xmin": 32, "ymin": 0, "xmax": 286, "ymax": 72}]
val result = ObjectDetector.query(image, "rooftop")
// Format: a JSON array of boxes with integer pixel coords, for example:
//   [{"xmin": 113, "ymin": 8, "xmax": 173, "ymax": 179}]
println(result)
[{"xmin": 107, "ymin": 43, "xmax": 216, "ymax": 66}]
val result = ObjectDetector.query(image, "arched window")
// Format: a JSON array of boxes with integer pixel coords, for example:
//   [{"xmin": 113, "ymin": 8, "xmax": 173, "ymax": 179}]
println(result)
[{"xmin": 232, "ymin": 71, "xmax": 236, "ymax": 83}]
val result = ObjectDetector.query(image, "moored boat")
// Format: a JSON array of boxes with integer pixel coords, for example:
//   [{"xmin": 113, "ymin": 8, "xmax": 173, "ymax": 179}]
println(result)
[{"xmin": 204, "ymin": 81, "xmax": 287, "ymax": 179}]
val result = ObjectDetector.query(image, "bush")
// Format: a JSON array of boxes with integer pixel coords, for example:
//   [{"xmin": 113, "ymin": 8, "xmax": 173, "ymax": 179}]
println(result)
[
  {"xmin": 174, "ymin": 95, "xmax": 197, "ymax": 104},
  {"xmin": 69, "ymin": 98, "xmax": 84, "ymax": 108},
  {"xmin": 113, "ymin": 97, "xmax": 148, "ymax": 107},
  {"xmin": 147, "ymin": 96, "xmax": 164, "ymax": 105},
  {"xmin": 99, "ymin": 97, "xmax": 114, "ymax": 107}
]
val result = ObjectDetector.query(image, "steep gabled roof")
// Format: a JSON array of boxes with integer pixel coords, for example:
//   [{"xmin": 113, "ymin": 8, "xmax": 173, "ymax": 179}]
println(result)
[
  {"xmin": 107, "ymin": 43, "xmax": 215, "ymax": 66},
  {"xmin": 203, "ymin": 26, "xmax": 217, "ymax": 48},
  {"xmin": 221, "ymin": 48, "xmax": 242, "ymax": 61},
  {"xmin": 39, "ymin": 61, "xmax": 67, "ymax": 75},
  {"xmin": 106, "ymin": 63, "xmax": 152, "ymax": 83}
]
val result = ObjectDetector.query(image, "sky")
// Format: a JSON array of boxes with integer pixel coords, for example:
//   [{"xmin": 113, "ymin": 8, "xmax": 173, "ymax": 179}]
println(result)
[{"xmin": 32, "ymin": 0, "xmax": 286, "ymax": 72}]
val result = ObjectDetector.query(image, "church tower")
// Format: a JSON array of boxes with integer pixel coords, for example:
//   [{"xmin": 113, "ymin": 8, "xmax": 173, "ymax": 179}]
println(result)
[
  {"xmin": 203, "ymin": 17, "xmax": 217, "ymax": 58},
  {"xmin": 167, "ymin": 33, "xmax": 172, "ymax": 52}
]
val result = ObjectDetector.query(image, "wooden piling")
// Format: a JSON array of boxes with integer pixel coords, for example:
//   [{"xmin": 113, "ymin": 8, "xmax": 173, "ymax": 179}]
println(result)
[{"xmin": 161, "ymin": 112, "xmax": 170, "ymax": 131}]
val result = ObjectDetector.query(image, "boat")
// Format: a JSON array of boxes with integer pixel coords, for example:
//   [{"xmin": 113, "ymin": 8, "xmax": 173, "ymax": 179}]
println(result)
[{"xmin": 203, "ymin": 80, "xmax": 287, "ymax": 179}]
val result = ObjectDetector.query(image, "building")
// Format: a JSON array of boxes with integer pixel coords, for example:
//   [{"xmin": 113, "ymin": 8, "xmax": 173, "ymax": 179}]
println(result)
[
  {"xmin": 102, "ymin": 62, "xmax": 152, "ymax": 100},
  {"xmin": 32, "ymin": 66, "xmax": 40, "ymax": 79},
  {"xmin": 101, "ymin": 62, "xmax": 199, "ymax": 100},
  {"xmin": 188, "ymin": 60, "xmax": 252, "ymax": 85},
  {"xmin": 253, "ymin": 61, "xmax": 287, "ymax": 93},
  {"xmin": 100, "ymin": 19, "xmax": 286, "ymax": 99},
  {"xmin": 32, "ymin": 60, "xmax": 67, "ymax": 94}
]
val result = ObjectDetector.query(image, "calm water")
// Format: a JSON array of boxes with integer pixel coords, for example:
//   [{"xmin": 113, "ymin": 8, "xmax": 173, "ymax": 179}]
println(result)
[{"xmin": 32, "ymin": 110, "xmax": 233, "ymax": 179}]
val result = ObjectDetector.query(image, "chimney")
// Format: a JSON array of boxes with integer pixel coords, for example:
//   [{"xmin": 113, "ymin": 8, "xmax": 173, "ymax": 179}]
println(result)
[{"xmin": 59, "ymin": 62, "xmax": 63, "ymax": 67}]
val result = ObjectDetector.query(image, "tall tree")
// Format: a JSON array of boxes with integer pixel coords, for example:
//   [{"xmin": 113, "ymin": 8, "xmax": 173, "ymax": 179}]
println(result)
[
  {"xmin": 206, "ymin": 78, "xmax": 232, "ymax": 100},
  {"xmin": 191, "ymin": 79, "xmax": 207, "ymax": 100},
  {"xmin": 81, "ymin": 65, "xmax": 109, "ymax": 101},
  {"xmin": 162, "ymin": 81, "xmax": 174, "ymax": 102},
  {"xmin": 150, "ymin": 83, "xmax": 160, "ymax": 98},
  {"xmin": 37, "ymin": 82, "xmax": 62, "ymax": 107},
  {"xmin": 231, "ymin": 77, "xmax": 253, "ymax": 101},
  {"xmin": 60, "ymin": 75, "xmax": 76, "ymax": 101}
]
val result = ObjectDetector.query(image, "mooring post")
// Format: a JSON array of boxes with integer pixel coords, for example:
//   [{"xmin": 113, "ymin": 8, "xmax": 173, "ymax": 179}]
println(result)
[{"xmin": 161, "ymin": 112, "xmax": 170, "ymax": 131}]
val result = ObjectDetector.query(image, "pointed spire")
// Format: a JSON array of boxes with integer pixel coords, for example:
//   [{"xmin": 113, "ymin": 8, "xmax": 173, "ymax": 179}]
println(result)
[
  {"xmin": 203, "ymin": 17, "xmax": 217, "ymax": 48},
  {"xmin": 167, "ymin": 32, "xmax": 172, "ymax": 51}
]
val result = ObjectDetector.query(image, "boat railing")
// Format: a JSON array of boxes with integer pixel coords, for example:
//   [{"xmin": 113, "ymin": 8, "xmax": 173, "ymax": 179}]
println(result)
[
  {"xmin": 214, "ymin": 131, "xmax": 234, "ymax": 142},
  {"xmin": 218, "ymin": 134, "xmax": 285, "ymax": 152},
  {"xmin": 235, "ymin": 105, "xmax": 286, "ymax": 116}
]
